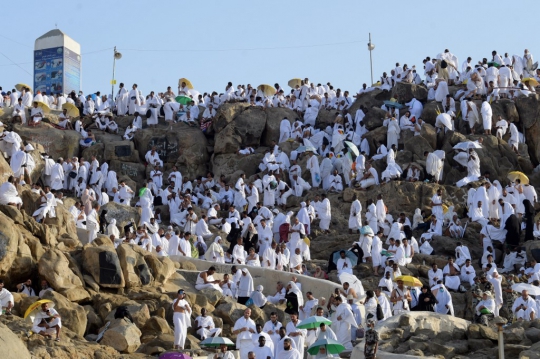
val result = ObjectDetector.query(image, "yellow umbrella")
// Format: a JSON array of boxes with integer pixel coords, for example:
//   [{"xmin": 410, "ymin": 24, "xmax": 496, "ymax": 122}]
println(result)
[
  {"xmin": 523, "ymin": 78, "xmax": 539, "ymax": 87},
  {"xmin": 507, "ymin": 171, "xmax": 529, "ymax": 185},
  {"xmin": 178, "ymin": 78, "xmax": 194, "ymax": 89},
  {"xmin": 35, "ymin": 101, "xmax": 51, "ymax": 114},
  {"xmin": 288, "ymin": 78, "xmax": 302, "ymax": 88},
  {"xmin": 24, "ymin": 299, "xmax": 54, "ymax": 321},
  {"xmin": 257, "ymin": 84, "xmax": 276, "ymax": 97},
  {"xmin": 62, "ymin": 102, "xmax": 80, "ymax": 117},
  {"xmin": 371, "ymin": 81, "xmax": 381, "ymax": 87},
  {"xmin": 15, "ymin": 83, "xmax": 32, "ymax": 92},
  {"xmin": 442, "ymin": 204, "xmax": 449, "ymax": 214},
  {"xmin": 394, "ymin": 275, "xmax": 423, "ymax": 287}
]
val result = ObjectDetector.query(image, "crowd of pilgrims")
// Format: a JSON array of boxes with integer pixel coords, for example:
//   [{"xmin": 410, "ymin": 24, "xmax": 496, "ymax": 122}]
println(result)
[{"xmin": 1, "ymin": 47, "xmax": 540, "ymax": 357}]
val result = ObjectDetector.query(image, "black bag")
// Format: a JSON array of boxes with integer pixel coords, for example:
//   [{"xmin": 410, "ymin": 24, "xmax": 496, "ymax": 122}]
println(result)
[
  {"xmin": 376, "ymin": 303, "xmax": 384, "ymax": 320},
  {"xmin": 356, "ymin": 326, "xmax": 365, "ymax": 338},
  {"xmin": 114, "ymin": 305, "xmax": 133, "ymax": 323},
  {"xmin": 69, "ymin": 171, "xmax": 77, "ymax": 179},
  {"xmin": 146, "ymin": 109, "xmax": 152, "ymax": 118}
]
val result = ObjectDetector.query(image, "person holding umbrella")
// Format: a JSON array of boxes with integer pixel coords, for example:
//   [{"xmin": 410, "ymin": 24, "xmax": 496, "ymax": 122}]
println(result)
[
  {"xmin": 213, "ymin": 343, "xmax": 235, "ymax": 359},
  {"xmin": 32, "ymin": 302, "xmax": 62, "ymax": 341},
  {"xmin": 364, "ymin": 319, "xmax": 379, "ymax": 359}
]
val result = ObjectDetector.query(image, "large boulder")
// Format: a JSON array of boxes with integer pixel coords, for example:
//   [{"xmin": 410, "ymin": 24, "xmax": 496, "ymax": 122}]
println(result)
[
  {"xmin": 103, "ymin": 140, "xmax": 140, "ymax": 163},
  {"xmin": 0, "ymin": 212, "xmax": 25, "ymax": 285},
  {"xmin": 144, "ymin": 254, "xmax": 176, "ymax": 284},
  {"xmin": 105, "ymin": 303, "xmax": 150, "ymax": 329},
  {"xmin": 116, "ymin": 244, "xmax": 153, "ymax": 288},
  {"xmin": 214, "ymin": 296, "xmax": 249, "ymax": 326},
  {"xmin": 213, "ymin": 102, "xmax": 251, "ymax": 132},
  {"xmin": 516, "ymin": 95, "xmax": 540, "ymax": 165},
  {"xmin": 38, "ymin": 248, "xmax": 89, "ymax": 302},
  {"xmin": 211, "ymin": 152, "xmax": 265, "ymax": 183},
  {"xmin": 0, "ymin": 155, "xmax": 12, "ymax": 183},
  {"xmin": 391, "ymin": 82, "xmax": 428, "ymax": 103},
  {"xmin": 262, "ymin": 107, "xmax": 296, "ymax": 146},
  {"xmin": 100, "ymin": 201, "xmax": 140, "ymax": 236},
  {"xmin": 0, "ymin": 322, "xmax": 31, "ymax": 359},
  {"xmin": 41, "ymin": 290, "xmax": 87, "ymax": 337},
  {"xmin": 13, "ymin": 123, "xmax": 80, "ymax": 159},
  {"xmin": 109, "ymin": 159, "xmax": 146, "ymax": 187},
  {"xmin": 214, "ymin": 123, "xmax": 243, "ymax": 155},
  {"xmin": 100, "ymin": 318, "xmax": 142, "ymax": 353},
  {"xmin": 82, "ymin": 245, "xmax": 125, "ymax": 288},
  {"xmin": 133, "ymin": 126, "xmax": 209, "ymax": 178}
]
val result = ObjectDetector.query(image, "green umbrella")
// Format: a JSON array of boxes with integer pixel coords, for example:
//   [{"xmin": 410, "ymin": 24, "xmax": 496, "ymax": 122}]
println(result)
[
  {"xmin": 200, "ymin": 336, "xmax": 235, "ymax": 347},
  {"xmin": 307, "ymin": 338, "xmax": 345, "ymax": 355},
  {"xmin": 175, "ymin": 95, "xmax": 192, "ymax": 105},
  {"xmin": 487, "ymin": 61, "xmax": 500, "ymax": 68},
  {"xmin": 296, "ymin": 316, "xmax": 332, "ymax": 330}
]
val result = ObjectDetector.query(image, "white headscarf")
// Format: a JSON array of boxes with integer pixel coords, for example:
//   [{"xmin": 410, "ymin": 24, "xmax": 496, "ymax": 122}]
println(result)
[
  {"xmin": 204, "ymin": 236, "xmax": 224, "ymax": 262},
  {"xmin": 250, "ymin": 285, "xmax": 268, "ymax": 308},
  {"xmin": 238, "ymin": 268, "xmax": 254, "ymax": 297},
  {"xmin": 287, "ymin": 281, "xmax": 304, "ymax": 307},
  {"xmin": 107, "ymin": 218, "xmax": 120, "ymax": 239}
]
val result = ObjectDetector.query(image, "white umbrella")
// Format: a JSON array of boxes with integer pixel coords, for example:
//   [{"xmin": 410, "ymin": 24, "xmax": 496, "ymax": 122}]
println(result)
[
  {"xmin": 512, "ymin": 283, "xmax": 540, "ymax": 296},
  {"xmin": 453, "ymin": 141, "xmax": 482, "ymax": 150},
  {"xmin": 338, "ymin": 272, "xmax": 365, "ymax": 297}
]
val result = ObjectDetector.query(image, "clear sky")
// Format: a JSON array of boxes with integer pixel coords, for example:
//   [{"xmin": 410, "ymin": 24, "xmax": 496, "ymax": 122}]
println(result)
[{"xmin": 1, "ymin": 0, "xmax": 537, "ymax": 97}]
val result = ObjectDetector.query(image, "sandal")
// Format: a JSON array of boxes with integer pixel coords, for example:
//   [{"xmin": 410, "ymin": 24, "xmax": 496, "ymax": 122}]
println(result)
[{"xmin": 55, "ymin": 338, "xmax": 60, "ymax": 342}]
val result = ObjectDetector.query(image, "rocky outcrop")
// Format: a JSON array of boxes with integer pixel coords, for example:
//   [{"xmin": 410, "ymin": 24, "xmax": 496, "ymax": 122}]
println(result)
[
  {"xmin": 13, "ymin": 123, "xmax": 81, "ymax": 159},
  {"xmin": 100, "ymin": 318, "xmax": 142, "ymax": 353},
  {"xmin": 82, "ymin": 245, "xmax": 125, "ymax": 288},
  {"xmin": 116, "ymin": 244, "xmax": 154, "ymax": 288},
  {"xmin": 0, "ymin": 322, "xmax": 31, "ymax": 359}
]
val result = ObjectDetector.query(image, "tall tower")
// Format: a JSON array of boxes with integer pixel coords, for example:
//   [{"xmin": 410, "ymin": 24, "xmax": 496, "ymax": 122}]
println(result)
[{"xmin": 34, "ymin": 29, "xmax": 81, "ymax": 95}]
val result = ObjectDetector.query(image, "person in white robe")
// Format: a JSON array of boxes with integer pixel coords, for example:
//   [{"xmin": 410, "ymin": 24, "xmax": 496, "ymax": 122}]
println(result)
[
  {"xmin": 425, "ymin": 150, "xmax": 445, "ymax": 183},
  {"xmin": 464, "ymin": 100, "xmax": 480, "ymax": 134},
  {"xmin": 128, "ymin": 85, "xmax": 141, "ymax": 115},
  {"xmin": 279, "ymin": 118, "xmax": 292, "ymax": 143},
  {"xmin": 359, "ymin": 163, "xmax": 379, "ymax": 189},
  {"xmin": 233, "ymin": 309, "xmax": 257, "ymax": 358},
  {"xmin": 172, "ymin": 290, "xmax": 192, "ymax": 350},
  {"xmin": 512, "ymin": 290, "xmax": 536, "ymax": 321},
  {"xmin": 432, "ymin": 283, "xmax": 454, "ymax": 316},
  {"xmin": 386, "ymin": 117, "xmax": 400, "ymax": 149},
  {"xmin": 456, "ymin": 150, "xmax": 481, "ymax": 187},
  {"xmin": 495, "ymin": 117, "xmax": 509, "ymax": 139},
  {"xmin": 12, "ymin": 98, "xmax": 26, "ymax": 124},
  {"xmin": 332, "ymin": 296, "xmax": 358, "ymax": 350},
  {"xmin": 327, "ymin": 170, "xmax": 343, "ymax": 192},
  {"xmin": 285, "ymin": 312, "xmax": 307, "ymax": 354},
  {"xmin": 195, "ymin": 308, "xmax": 221, "ymax": 340},
  {"xmin": 460, "ymin": 259, "xmax": 476, "ymax": 286},
  {"xmin": 319, "ymin": 154, "xmax": 333, "ymax": 190},
  {"xmin": 348, "ymin": 197, "xmax": 362, "ymax": 233},
  {"xmin": 317, "ymin": 194, "xmax": 332, "ymax": 232},
  {"xmin": 0, "ymin": 177, "xmax": 22, "ymax": 209},
  {"xmin": 381, "ymin": 146, "xmax": 402, "ymax": 183},
  {"xmin": 146, "ymin": 92, "xmax": 161, "ymax": 126},
  {"xmin": 336, "ymin": 251, "xmax": 353, "ymax": 276},
  {"xmin": 306, "ymin": 151, "xmax": 321, "ymax": 188},
  {"xmin": 115, "ymin": 83, "xmax": 129, "ymax": 116},
  {"xmin": 481, "ymin": 101, "xmax": 493, "ymax": 135},
  {"xmin": 442, "ymin": 258, "xmax": 461, "ymax": 291}
]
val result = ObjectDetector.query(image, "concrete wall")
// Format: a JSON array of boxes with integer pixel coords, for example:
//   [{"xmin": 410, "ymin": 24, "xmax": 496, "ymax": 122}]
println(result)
[{"xmin": 170, "ymin": 256, "xmax": 342, "ymax": 299}]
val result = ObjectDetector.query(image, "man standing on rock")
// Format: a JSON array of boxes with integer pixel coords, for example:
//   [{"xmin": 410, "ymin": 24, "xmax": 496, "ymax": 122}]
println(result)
[
  {"xmin": 86, "ymin": 202, "xmax": 100, "ymax": 243},
  {"xmin": 172, "ymin": 289, "xmax": 191, "ymax": 350},
  {"xmin": 233, "ymin": 308, "xmax": 256, "ymax": 359}
]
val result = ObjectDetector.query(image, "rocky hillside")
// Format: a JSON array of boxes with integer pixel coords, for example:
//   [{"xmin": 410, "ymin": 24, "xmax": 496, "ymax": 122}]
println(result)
[{"xmin": 1, "ymin": 82, "xmax": 540, "ymax": 357}]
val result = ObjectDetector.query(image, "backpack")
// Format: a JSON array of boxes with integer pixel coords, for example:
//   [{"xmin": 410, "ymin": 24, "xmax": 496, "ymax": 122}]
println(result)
[{"xmin": 376, "ymin": 303, "xmax": 384, "ymax": 321}]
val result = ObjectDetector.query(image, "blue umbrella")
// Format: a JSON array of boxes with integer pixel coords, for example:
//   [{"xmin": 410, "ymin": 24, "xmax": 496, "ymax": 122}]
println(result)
[
  {"xmin": 332, "ymin": 250, "xmax": 358, "ymax": 266},
  {"xmin": 383, "ymin": 100, "xmax": 404, "ymax": 109}
]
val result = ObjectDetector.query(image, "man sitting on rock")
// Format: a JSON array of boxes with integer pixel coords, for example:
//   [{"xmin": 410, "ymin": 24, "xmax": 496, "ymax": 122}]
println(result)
[
  {"xmin": 32, "ymin": 302, "xmax": 62, "ymax": 341},
  {"xmin": 513, "ymin": 290, "xmax": 537, "ymax": 321},
  {"xmin": 0, "ymin": 280, "xmax": 14, "ymax": 315},
  {"xmin": 195, "ymin": 308, "xmax": 222, "ymax": 340},
  {"xmin": 195, "ymin": 266, "xmax": 222, "ymax": 292}
]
